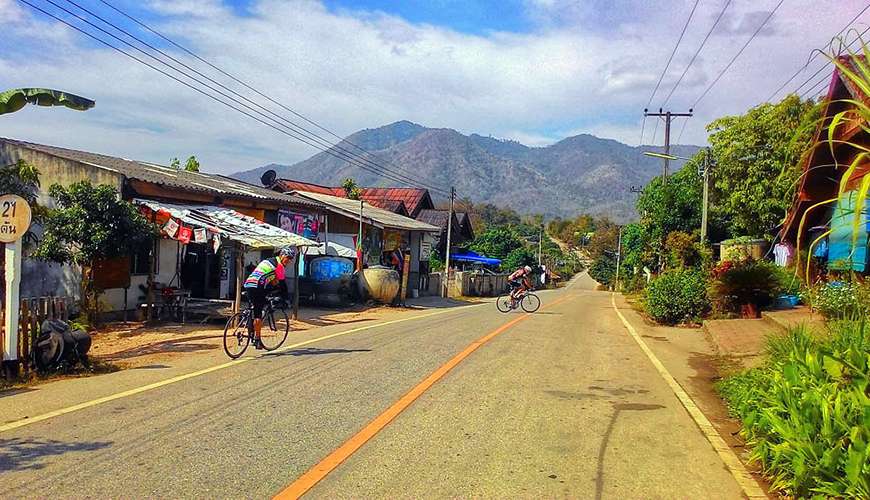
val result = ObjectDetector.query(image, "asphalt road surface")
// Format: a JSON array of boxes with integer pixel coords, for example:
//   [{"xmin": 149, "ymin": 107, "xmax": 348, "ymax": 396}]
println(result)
[{"xmin": 1, "ymin": 274, "xmax": 745, "ymax": 499}]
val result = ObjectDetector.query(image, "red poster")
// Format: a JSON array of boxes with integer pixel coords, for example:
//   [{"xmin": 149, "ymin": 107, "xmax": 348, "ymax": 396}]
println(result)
[{"xmin": 177, "ymin": 225, "xmax": 192, "ymax": 244}]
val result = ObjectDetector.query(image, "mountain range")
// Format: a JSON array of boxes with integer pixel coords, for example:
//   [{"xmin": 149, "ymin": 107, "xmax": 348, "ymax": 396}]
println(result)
[{"xmin": 231, "ymin": 121, "xmax": 701, "ymax": 221}]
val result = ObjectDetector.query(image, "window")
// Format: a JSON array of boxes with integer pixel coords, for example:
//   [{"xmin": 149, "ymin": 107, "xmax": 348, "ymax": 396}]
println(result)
[{"xmin": 131, "ymin": 240, "xmax": 157, "ymax": 276}]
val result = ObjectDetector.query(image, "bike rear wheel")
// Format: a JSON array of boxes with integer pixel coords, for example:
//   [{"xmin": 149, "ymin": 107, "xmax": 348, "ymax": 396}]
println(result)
[
  {"xmin": 496, "ymin": 294, "xmax": 514, "ymax": 313},
  {"xmin": 260, "ymin": 307, "xmax": 290, "ymax": 351},
  {"xmin": 223, "ymin": 312, "xmax": 251, "ymax": 358},
  {"xmin": 521, "ymin": 293, "xmax": 541, "ymax": 313}
]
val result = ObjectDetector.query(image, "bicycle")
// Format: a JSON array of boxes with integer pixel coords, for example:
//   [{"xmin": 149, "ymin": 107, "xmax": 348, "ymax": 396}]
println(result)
[
  {"xmin": 496, "ymin": 287, "xmax": 541, "ymax": 313},
  {"xmin": 223, "ymin": 291, "xmax": 290, "ymax": 358}
]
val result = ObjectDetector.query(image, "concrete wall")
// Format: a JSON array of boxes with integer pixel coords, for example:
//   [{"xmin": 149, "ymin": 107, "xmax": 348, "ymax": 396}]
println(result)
[
  {"xmin": 1, "ymin": 144, "xmax": 126, "ymax": 305},
  {"xmin": 450, "ymin": 272, "xmax": 509, "ymax": 297},
  {"xmin": 101, "ymin": 239, "xmax": 179, "ymax": 311}
]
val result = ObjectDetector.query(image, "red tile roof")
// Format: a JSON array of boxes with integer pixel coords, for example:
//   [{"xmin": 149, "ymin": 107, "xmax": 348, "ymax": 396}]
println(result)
[{"xmin": 273, "ymin": 178, "xmax": 434, "ymax": 217}]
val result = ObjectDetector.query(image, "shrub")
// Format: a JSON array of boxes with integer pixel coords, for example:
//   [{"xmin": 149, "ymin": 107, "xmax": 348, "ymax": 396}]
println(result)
[
  {"xmin": 803, "ymin": 281, "xmax": 870, "ymax": 320},
  {"xmin": 588, "ymin": 253, "xmax": 616, "ymax": 287},
  {"xmin": 717, "ymin": 322, "xmax": 870, "ymax": 498},
  {"xmin": 644, "ymin": 269, "xmax": 710, "ymax": 324},
  {"xmin": 709, "ymin": 259, "xmax": 783, "ymax": 313}
]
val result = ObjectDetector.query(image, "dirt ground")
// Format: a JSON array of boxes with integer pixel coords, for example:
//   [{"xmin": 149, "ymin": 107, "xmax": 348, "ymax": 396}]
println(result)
[{"xmin": 88, "ymin": 305, "xmax": 404, "ymax": 369}]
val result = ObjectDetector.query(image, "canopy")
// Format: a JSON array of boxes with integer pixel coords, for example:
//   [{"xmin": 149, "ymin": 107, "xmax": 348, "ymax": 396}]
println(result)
[
  {"xmin": 0, "ymin": 88, "xmax": 95, "ymax": 115},
  {"xmin": 134, "ymin": 199, "xmax": 317, "ymax": 249},
  {"xmin": 451, "ymin": 250, "xmax": 501, "ymax": 266},
  {"xmin": 302, "ymin": 241, "xmax": 356, "ymax": 258}
]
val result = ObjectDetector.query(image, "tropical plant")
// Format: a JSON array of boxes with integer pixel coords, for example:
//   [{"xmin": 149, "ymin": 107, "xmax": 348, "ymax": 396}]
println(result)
[
  {"xmin": 644, "ymin": 268, "xmax": 710, "ymax": 324},
  {"xmin": 341, "ymin": 178, "xmax": 361, "ymax": 200},
  {"xmin": 184, "ymin": 155, "xmax": 200, "ymax": 172},
  {"xmin": 803, "ymin": 281, "xmax": 870, "ymax": 319},
  {"xmin": 170, "ymin": 157, "xmax": 180, "ymax": 169},
  {"xmin": 717, "ymin": 321, "xmax": 870, "ymax": 498},
  {"xmin": 33, "ymin": 182, "xmax": 156, "ymax": 322},
  {"xmin": 709, "ymin": 259, "xmax": 783, "ymax": 314}
]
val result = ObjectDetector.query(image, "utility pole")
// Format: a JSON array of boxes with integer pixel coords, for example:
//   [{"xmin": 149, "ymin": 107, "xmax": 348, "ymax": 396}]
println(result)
[
  {"xmin": 643, "ymin": 108, "xmax": 693, "ymax": 185},
  {"xmin": 538, "ymin": 225, "xmax": 543, "ymax": 267},
  {"xmin": 700, "ymin": 149, "xmax": 713, "ymax": 244},
  {"xmin": 614, "ymin": 226, "xmax": 623, "ymax": 292},
  {"xmin": 443, "ymin": 187, "xmax": 455, "ymax": 298}
]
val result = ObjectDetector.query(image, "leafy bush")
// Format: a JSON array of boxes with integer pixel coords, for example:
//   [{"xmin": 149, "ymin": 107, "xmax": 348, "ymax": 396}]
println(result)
[
  {"xmin": 709, "ymin": 259, "xmax": 782, "ymax": 313},
  {"xmin": 803, "ymin": 281, "xmax": 870, "ymax": 320},
  {"xmin": 588, "ymin": 253, "xmax": 616, "ymax": 287},
  {"xmin": 717, "ymin": 322, "xmax": 870, "ymax": 498},
  {"xmin": 502, "ymin": 246, "xmax": 536, "ymax": 272},
  {"xmin": 644, "ymin": 269, "xmax": 710, "ymax": 324}
]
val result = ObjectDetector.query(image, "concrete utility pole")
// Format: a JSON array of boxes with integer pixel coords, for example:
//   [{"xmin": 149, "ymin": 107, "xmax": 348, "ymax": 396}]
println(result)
[
  {"xmin": 700, "ymin": 149, "xmax": 713, "ymax": 244},
  {"xmin": 443, "ymin": 187, "xmax": 455, "ymax": 298},
  {"xmin": 538, "ymin": 225, "xmax": 543, "ymax": 266},
  {"xmin": 643, "ymin": 108, "xmax": 693, "ymax": 185},
  {"xmin": 614, "ymin": 226, "xmax": 623, "ymax": 292}
]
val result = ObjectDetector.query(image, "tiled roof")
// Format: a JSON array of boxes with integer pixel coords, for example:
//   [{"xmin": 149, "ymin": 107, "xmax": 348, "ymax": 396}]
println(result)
[
  {"xmin": 1, "ymin": 138, "xmax": 319, "ymax": 207},
  {"xmin": 292, "ymin": 191, "xmax": 440, "ymax": 232},
  {"xmin": 358, "ymin": 187, "xmax": 432, "ymax": 217},
  {"xmin": 364, "ymin": 198, "xmax": 408, "ymax": 215},
  {"xmin": 416, "ymin": 209, "xmax": 452, "ymax": 229}
]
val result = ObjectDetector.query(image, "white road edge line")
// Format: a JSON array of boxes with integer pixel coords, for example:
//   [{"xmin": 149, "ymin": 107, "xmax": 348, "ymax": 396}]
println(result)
[
  {"xmin": 0, "ymin": 303, "xmax": 487, "ymax": 434},
  {"xmin": 610, "ymin": 293, "xmax": 767, "ymax": 499}
]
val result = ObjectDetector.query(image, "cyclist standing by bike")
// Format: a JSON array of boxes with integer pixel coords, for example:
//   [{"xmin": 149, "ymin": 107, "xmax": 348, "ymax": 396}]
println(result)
[
  {"xmin": 244, "ymin": 246, "xmax": 295, "ymax": 349},
  {"xmin": 508, "ymin": 265, "xmax": 533, "ymax": 303}
]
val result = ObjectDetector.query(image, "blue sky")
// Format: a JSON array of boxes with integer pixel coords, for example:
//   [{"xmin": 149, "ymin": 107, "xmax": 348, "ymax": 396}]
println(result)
[{"xmin": 0, "ymin": 0, "xmax": 867, "ymax": 173}]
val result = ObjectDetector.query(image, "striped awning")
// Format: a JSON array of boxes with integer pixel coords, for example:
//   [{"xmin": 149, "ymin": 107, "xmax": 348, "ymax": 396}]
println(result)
[{"xmin": 134, "ymin": 199, "xmax": 317, "ymax": 249}]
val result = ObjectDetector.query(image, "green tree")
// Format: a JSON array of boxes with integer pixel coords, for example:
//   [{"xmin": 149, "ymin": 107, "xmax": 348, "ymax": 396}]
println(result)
[
  {"xmin": 706, "ymin": 94, "xmax": 819, "ymax": 238},
  {"xmin": 342, "ymin": 178, "xmax": 361, "ymax": 200},
  {"xmin": 470, "ymin": 226, "xmax": 524, "ymax": 261},
  {"xmin": 184, "ymin": 155, "xmax": 200, "ymax": 172},
  {"xmin": 34, "ymin": 182, "xmax": 156, "ymax": 321},
  {"xmin": 503, "ymin": 246, "xmax": 536, "ymax": 271},
  {"xmin": 636, "ymin": 162, "xmax": 703, "ymax": 245}
]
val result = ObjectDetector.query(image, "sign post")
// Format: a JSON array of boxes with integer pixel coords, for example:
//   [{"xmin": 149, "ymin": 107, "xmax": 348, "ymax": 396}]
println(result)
[{"xmin": 1, "ymin": 195, "xmax": 32, "ymax": 377}]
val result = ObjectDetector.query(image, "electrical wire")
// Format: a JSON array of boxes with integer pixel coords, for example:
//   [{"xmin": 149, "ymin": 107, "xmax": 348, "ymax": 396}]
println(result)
[
  {"xmin": 95, "ymin": 0, "xmax": 454, "ymax": 191},
  {"xmin": 645, "ymin": 0, "xmax": 701, "ymax": 108},
  {"xmin": 59, "ymin": 0, "xmax": 454, "ymax": 195},
  {"xmin": 767, "ymin": 3, "xmax": 870, "ymax": 101},
  {"xmin": 19, "ymin": 0, "xmax": 453, "ymax": 196},
  {"xmin": 660, "ymin": 0, "xmax": 732, "ymax": 107},
  {"xmin": 692, "ymin": 0, "xmax": 785, "ymax": 108}
]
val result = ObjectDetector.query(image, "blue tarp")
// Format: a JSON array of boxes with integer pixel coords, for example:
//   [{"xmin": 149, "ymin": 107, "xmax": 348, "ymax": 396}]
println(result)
[
  {"xmin": 828, "ymin": 191, "xmax": 868, "ymax": 271},
  {"xmin": 451, "ymin": 250, "xmax": 501, "ymax": 266}
]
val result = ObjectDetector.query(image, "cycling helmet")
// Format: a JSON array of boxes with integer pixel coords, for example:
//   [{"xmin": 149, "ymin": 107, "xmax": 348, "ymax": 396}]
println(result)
[
  {"xmin": 278, "ymin": 246, "xmax": 297, "ymax": 259},
  {"xmin": 524, "ymin": 265, "xmax": 532, "ymax": 273}
]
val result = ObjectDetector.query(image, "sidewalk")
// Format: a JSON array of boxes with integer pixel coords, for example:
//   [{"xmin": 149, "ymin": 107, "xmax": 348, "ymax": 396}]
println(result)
[{"xmin": 611, "ymin": 294, "xmax": 770, "ymax": 494}]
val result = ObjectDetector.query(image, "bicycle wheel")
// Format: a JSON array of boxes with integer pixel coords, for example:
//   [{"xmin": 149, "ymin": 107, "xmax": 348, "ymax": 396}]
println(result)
[
  {"xmin": 223, "ymin": 312, "xmax": 251, "ymax": 359},
  {"xmin": 260, "ymin": 307, "xmax": 290, "ymax": 351},
  {"xmin": 496, "ymin": 294, "xmax": 514, "ymax": 313},
  {"xmin": 521, "ymin": 293, "xmax": 541, "ymax": 313}
]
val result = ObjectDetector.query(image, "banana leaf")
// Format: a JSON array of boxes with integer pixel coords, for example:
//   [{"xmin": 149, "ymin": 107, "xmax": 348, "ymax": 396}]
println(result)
[{"xmin": 0, "ymin": 88, "xmax": 94, "ymax": 115}]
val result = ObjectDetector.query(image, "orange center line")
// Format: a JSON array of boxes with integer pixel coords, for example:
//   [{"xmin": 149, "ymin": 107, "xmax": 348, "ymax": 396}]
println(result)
[{"xmin": 274, "ymin": 293, "xmax": 574, "ymax": 499}]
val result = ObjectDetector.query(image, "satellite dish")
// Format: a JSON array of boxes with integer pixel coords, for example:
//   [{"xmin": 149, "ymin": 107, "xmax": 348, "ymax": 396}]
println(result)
[{"xmin": 260, "ymin": 169, "xmax": 277, "ymax": 187}]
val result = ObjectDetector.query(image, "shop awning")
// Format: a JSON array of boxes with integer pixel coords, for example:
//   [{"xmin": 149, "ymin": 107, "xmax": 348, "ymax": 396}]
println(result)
[
  {"xmin": 135, "ymin": 199, "xmax": 318, "ymax": 249},
  {"xmin": 302, "ymin": 241, "xmax": 356, "ymax": 258},
  {"xmin": 451, "ymin": 250, "xmax": 501, "ymax": 266}
]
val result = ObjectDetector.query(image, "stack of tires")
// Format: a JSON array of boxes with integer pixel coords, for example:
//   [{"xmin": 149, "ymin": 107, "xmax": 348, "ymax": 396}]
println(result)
[{"xmin": 32, "ymin": 319, "xmax": 92, "ymax": 372}]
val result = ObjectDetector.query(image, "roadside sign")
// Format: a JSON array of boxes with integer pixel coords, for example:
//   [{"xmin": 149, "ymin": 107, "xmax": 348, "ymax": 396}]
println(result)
[{"xmin": 0, "ymin": 194, "xmax": 31, "ymax": 243}]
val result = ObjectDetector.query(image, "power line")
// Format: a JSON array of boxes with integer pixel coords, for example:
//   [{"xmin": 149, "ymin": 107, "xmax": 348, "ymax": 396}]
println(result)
[
  {"xmin": 766, "ymin": 3, "xmax": 870, "ymax": 102},
  {"xmin": 692, "ymin": 0, "xmax": 785, "ymax": 108},
  {"xmin": 791, "ymin": 25, "xmax": 870, "ymax": 97},
  {"xmin": 661, "ymin": 0, "xmax": 732, "ymax": 107},
  {"xmin": 56, "ymin": 0, "xmax": 454, "ymax": 197},
  {"xmin": 96, "ymin": 0, "xmax": 451, "ymax": 192},
  {"xmin": 20, "ymin": 0, "xmax": 450, "ymax": 196},
  {"xmin": 645, "ymin": 0, "xmax": 701, "ymax": 108},
  {"xmin": 800, "ymin": 73, "xmax": 833, "ymax": 100},
  {"xmin": 675, "ymin": 116, "xmax": 690, "ymax": 144}
]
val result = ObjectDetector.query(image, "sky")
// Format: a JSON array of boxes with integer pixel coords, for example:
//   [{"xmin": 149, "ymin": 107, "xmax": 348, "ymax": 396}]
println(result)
[{"xmin": 0, "ymin": 0, "xmax": 866, "ymax": 174}]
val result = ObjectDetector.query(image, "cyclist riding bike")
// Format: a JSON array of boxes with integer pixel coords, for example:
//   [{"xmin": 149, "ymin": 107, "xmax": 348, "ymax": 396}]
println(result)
[
  {"xmin": 244, "ymin": 246, "xmax": 295, "ymax": 349},
  {"xmin": 508, "ymin": 265, "xmax": 533, "ymax": 302}
]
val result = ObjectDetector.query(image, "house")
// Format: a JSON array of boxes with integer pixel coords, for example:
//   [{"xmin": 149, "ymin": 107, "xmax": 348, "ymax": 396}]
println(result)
[
  {"xmin": 781, "ymin": 55, "xmax": 870, "ymax": 274},
  {"xmin": 271, "ymin": 179, "xmax": 433, "ymax": 217},
  {"xmin": 415, "ymin": 209, "xmax": 475, "ymax": 261},
  {"xmin": 289, "ymin": 191, "xmax": 440, "ymax": 293},
  {"xmin": 0, "ymin": 138, "xmax": 322, "ymax": 313}
]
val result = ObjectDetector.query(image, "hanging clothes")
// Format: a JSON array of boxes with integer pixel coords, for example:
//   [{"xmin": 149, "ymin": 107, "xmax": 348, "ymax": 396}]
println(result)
[{"xmin": 773, "ymin": 242, "xmax": 794, "ymax": 267}]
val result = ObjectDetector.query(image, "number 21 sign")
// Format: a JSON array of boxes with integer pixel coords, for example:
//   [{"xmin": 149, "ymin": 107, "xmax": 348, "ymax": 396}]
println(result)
[{"xmin": 0, "ymin": 194, "xmax": 32, "ymax": 243}]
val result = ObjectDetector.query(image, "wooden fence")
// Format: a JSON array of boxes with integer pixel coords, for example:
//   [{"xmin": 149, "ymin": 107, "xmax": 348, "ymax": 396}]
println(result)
[{"xmin": 0, "ymin": 296, "xmax": 72, "ymax": 374}]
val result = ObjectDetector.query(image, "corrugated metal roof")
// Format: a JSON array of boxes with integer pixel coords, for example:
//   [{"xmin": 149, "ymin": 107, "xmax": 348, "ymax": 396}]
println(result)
[
  {"xmin": 366, "ymin": 198, "xmax": 408, "ymax": 215},
  {"xmin": 135, "ymin": 199, "xmax": 317, "ymax": 249},
  {"xmin": 274, "ymin": 179, "xmax": 342, "ymax": 196},
  {"xmin": 291, "ymin": 191, "xmax": 440, "ymax": 232},
  {"xmin": 274, "ymin": 178, "xmax": 433, "ymax": 216},
  {"xmin": 416, "ymin": 209, "xmax": 451, "ymax": 229},
  {"xmin": 1, "ymin": 138, "xmax": 320, "ymax": 208}
]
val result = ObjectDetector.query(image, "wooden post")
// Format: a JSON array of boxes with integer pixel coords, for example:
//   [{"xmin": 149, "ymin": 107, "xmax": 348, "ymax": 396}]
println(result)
[
  {"xmin": 19, "ymin": 300, "xmax": 28, "ymax": 373},
  {"xmin": 233, "ymin": 248, "xmax": 243, "ymax": 314},
  {"xmin": 293, "ymin": 248, "xmax": 300, "ymax": 320},
  {"xmin": 401, "ymin": 254, "xmax": 411, "ymax": 304},
  {"xmin": 146, "ymin": 229, "xmax": 157, "ymax": 322}
]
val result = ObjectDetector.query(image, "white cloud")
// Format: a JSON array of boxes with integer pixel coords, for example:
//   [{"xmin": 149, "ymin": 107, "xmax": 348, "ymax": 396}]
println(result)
[{"xmin": 0, "ymin": 0, "xmax": 864, "ymax": 174}]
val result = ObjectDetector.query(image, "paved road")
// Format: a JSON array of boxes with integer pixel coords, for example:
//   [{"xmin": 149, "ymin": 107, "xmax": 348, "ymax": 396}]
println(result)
[{"xmin": 1, "ymin": 275, "xmax": 744, "ymax": 498}]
